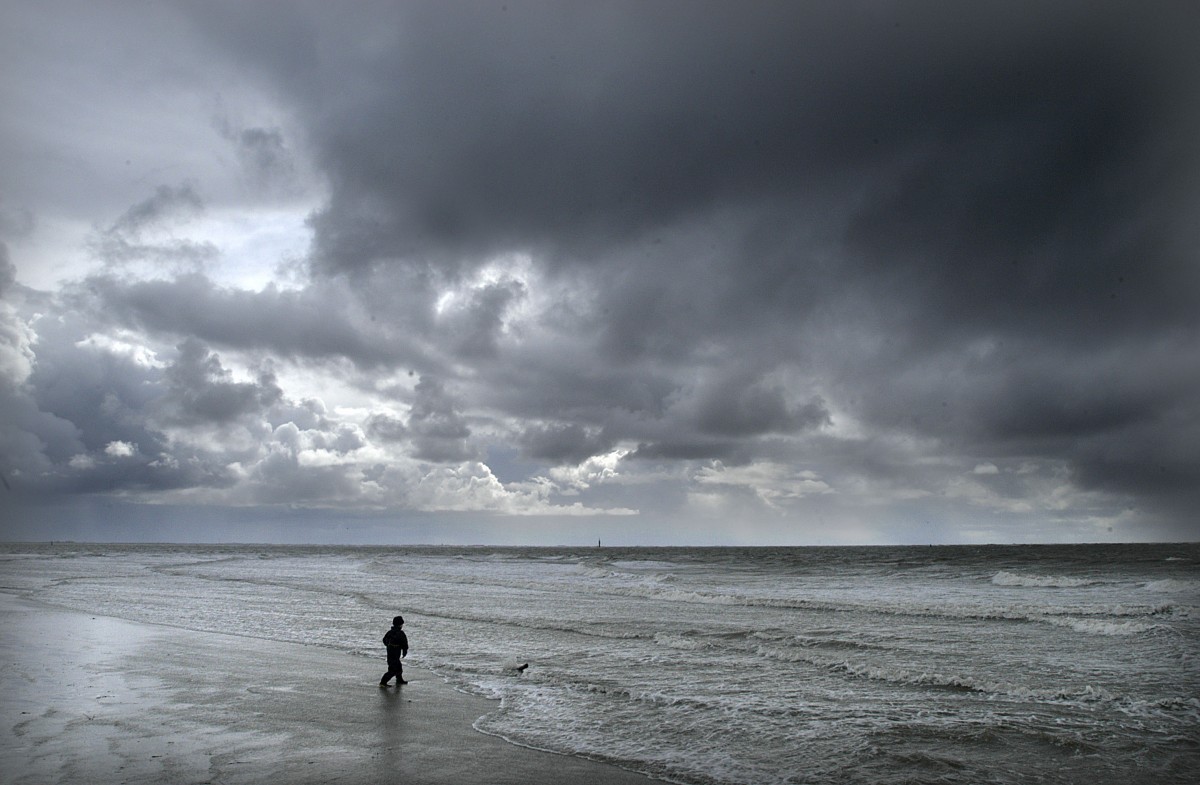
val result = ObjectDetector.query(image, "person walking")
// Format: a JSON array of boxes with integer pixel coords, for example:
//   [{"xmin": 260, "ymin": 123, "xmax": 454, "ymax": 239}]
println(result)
[{"xmin": 380, "ymin": 615, "xmax": 409, "ymax": 686}]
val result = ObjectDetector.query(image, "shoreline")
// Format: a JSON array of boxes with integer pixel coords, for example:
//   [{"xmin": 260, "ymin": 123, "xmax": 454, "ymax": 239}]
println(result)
[{"xmin": 0, "ymin": 593, "xmax": 660, "ymax": 785}]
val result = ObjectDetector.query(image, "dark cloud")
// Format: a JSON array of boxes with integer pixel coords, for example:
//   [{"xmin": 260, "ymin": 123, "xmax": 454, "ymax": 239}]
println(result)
[
  {"xmin": 0, "ymin": 314, "xmax": 235, "ymax": 496},
  {"xmin": 26, "ymin": 317, "xmax": 166, "ymax": 463},
  {"xmin": 0, "ymin": 204, "xmax": 35, "ymax": 241},
  {"xmin": 2, "ymin": 1, "xmax": 1197, "ymax": 541},
  {"xmin": 626, "ymin": 440, "xmax": 744, "ymax": 463},
  {"xmin": 90, "ymin": 183, "xmax": 219, "ymax": 270},
  {"xmin": 1, "ymin": 264, "xmax": 77, "ymax": 492},
  {"xmin": 691, "ymin": 377, "xmax": 830, "ymax": 439},
  {"xmin": 184, "ymin": 1, "xmax": 1197, "ymax": 278},
  {"xmin": 80, "ymin": 272, "xmax": 424, "ymax": 369},
  {"xmin": 519, "ymin": 422, "xmax": 614, "ymax": 466},
  {"xmin": 234, "ymin": 128, "xmax": 294, "ymax": 188},
  {"xmin": 267, "ymin": 397, "xmax": 330, "ymax": 432},
  {"xmin": 0, "ymin": 243, "xmax": 14, "ymax": 293},
  {"xmin": 366, "ymin": 412, "xmax": 408, "ymax": 443},
  {"xmin": 407, "ymin": 376, "xmax": 475, "ymax": 463},
  {"xmin": 439, "ymin": 278, "xmax": 526, "ymax": 360},
  {"xmin": 110, "ymin": 184, "xmax": 205, "ymax": 236},
  {"xmin": 162, "ymin": 338, "xmax": 282, "ymax": 426},
  {"xmin": 215, "ymin": 117, "xmax": 299, "ymax": 193}
]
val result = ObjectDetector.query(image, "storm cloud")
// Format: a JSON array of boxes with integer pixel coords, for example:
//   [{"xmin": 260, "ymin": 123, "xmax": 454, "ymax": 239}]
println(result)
[{"xmin": 1, "ymin": 1, "xmax": 1196, "ymax": 544}]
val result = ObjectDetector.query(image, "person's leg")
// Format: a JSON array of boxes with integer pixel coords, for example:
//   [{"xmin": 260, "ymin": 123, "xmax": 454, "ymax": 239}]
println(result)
[
  {"xmin": 381, "ymin": 656, "xmax": 395, "ymax": 685},
  {"xmin": 381, "ymin": 653, "xmax": 402, "ymax": 685},
  {"xmin": 396, "ymin": 659, "xmax": 407, "ymax": 684}
]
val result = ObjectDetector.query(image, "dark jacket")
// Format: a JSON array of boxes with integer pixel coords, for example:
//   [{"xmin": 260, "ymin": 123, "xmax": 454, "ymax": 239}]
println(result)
[{"xmin": 383, "ymin": 626, "xmax": 408, "ymax": 656}]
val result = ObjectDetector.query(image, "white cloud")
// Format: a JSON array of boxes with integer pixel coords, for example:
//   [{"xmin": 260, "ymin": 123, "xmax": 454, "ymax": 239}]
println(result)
[
  {"xmin": 76, "ymin": 332, "xmax": 164, "ymax": 368},
  {"xmin": 68, "ymin": 454, "xmax": 95, "ymax": 470},
  {"xmin": 694, "ymin": 461, "xmax": 833, "ymax": 510},
  {"xmin": 409, "ymin": 461, "xmax": 635, "ymax": 516},
  {"xmin": 104, "ymin": 440, "xmax": 137, "ymax": 458},
  {"xmin": 547, "ymin": 449, "xmax": 629, "ymax": 491},
  {"xmin": 0, "ymin": 309, "xmax": 35, "ymax": 383}
]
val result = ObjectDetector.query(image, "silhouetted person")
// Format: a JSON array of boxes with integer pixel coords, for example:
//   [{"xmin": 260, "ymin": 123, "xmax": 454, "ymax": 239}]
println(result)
[{"xmin": 380, "ymin": 615, "xmax": 408, "ymax": 686}]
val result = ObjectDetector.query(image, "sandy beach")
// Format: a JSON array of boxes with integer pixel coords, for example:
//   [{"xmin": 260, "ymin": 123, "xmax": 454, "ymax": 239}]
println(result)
[{"xmin": 0, "ymin": 594, "xmax": 657, "ymax": 785}]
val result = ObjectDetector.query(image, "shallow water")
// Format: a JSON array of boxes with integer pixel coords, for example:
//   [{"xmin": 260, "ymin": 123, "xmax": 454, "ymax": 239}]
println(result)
[{"xmin": 2, "ymin": 542, "xmax": 1196, "ymax": 784}]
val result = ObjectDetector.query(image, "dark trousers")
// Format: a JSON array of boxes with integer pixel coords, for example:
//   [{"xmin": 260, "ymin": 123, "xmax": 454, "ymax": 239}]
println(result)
[{"xmin": 381, "ymin": 651, "xmax": 404, "ymax": 684}]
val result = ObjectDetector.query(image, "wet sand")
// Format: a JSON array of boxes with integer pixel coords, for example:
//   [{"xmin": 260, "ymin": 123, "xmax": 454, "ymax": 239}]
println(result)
[{"xmin": 0, "ymin": 594, "xmax": 658, "ymax": 784}]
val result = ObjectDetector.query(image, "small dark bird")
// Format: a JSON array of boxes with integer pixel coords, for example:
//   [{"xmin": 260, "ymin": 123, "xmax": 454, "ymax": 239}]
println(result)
[{"xmin": 516, "ymin": 663, "xmax": 529, "ymax": 673}]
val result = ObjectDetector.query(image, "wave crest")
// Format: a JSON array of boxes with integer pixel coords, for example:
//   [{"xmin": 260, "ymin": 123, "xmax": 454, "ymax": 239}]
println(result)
[{"xmin": 991, "ymin": 571, "xmax": 1097, "ymax": 588}]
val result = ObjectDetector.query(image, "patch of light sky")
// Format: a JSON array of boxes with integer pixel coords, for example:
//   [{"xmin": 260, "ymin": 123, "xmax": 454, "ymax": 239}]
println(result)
[
  {"xmin": 9, "ymin": 216, "xmax": 94, "ymax": 291},
  {"xmin": 12, "ymin": 201, "xmax": 317, "ymax": 295},
  {"xmin": 270, "ymin": 360, "xmax": 395, "ymax": 422},
  {"xmin": 188, "ymin": 205, "xmax": 317, "ymax": 291}
]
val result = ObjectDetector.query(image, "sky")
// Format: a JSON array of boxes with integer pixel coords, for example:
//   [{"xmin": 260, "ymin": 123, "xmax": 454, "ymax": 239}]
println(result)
[{"xmin": 1, "ymin": 1, "xmax": 1197, "ymax": 546}]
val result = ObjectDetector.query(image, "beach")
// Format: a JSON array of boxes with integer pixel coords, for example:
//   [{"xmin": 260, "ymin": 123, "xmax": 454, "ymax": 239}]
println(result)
[
  {"xmin": 0, "ymin": 594, "xmax": 658, "ymax": 785},
  {"xmin": 2, "ymin": 543, "xmax": 1196, "ymax": 784}
]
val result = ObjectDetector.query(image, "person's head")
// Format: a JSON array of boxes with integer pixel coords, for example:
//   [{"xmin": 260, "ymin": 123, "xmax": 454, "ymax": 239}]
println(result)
[{"xmin": 393, "ymin": 615, "xmax": 404, "ymax": 627}]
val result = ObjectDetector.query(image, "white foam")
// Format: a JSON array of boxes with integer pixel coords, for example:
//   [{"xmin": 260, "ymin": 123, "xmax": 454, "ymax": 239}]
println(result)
[
  {"xmin": 1039, "ymin": 615, "xmax": 1158, "ymax": 636},
  {"xmin": 991, "ymin": 570, "xmax": 1096, "ymax": 588},
  {"xmin": 745, "ymin": 641, "xmax": 1129, "ymax": 705},
  {"xmin": 653, "ymin": 632, "xmax": 709, "ymax": 650},
  {"xmin": 1143, "ymin": 578, "xmax": 1200, "ymax": 594},
  {"xmin": 607, "ymin": 560, "xmax": 683, "ymax": 571}
]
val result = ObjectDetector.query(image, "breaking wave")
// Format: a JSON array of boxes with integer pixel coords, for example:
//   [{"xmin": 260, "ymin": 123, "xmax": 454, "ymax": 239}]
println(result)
[
  {"xmin": 1142, "ymin": 578, "xmax": 1200, "ymax": 594},
  {"xmin": 991, "ymin": 571, "xmax": 1098, "ymax": 588},
  {"xmin": 1038, "ymin": 616, "xmax": 1160, "ymax": 636}
]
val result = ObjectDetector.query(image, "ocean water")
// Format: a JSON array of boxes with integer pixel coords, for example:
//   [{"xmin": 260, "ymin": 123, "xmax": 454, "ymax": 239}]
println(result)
[{"xmin": 1, "ymin": 542, "xmax": 1196, "ymax": 784}]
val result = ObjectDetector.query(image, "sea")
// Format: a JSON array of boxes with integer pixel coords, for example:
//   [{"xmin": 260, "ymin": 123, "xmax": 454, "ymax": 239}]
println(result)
[{"xmin": 1, "ymin": 542, "xmax": 1196, "ymax": 784}]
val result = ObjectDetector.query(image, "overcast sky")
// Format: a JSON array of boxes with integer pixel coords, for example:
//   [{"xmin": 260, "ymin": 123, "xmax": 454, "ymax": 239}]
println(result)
[{"xmin": 2, "ymin": 1, "xmax": 1197, "ymax": 545}]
